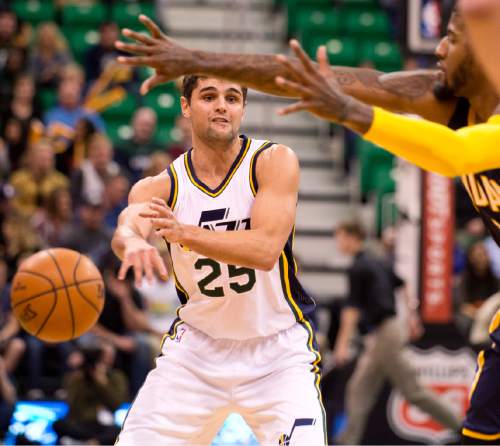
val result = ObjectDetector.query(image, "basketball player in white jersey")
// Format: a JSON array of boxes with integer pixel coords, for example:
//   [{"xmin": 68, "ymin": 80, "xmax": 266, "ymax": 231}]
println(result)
[{"xmin": 111, "ymin": 75, "xmax": 326, "ymax": 445}]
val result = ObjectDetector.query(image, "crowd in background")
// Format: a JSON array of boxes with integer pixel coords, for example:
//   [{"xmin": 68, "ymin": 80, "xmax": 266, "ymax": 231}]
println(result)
[{"xmin": 0, "ymin": 0, "xmax": 498, "ymax": 444}]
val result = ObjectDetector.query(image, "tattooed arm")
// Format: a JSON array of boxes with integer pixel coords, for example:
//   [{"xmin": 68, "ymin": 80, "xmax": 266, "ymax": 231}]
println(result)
[{"xmin": 116, "ymin": 16, "xmax": 457, "ymax": 124}]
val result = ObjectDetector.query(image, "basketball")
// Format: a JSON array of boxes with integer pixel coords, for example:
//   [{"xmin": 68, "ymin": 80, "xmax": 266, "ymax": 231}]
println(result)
[{"xmin": 10, "ymin": 248, "xmax": 105, "ymax": 343}]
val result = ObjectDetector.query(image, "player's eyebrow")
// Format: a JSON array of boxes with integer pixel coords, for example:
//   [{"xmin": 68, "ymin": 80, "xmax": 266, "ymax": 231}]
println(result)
[{"xmin": 198, "ymin": 86, "xmax": 242, "ymax": 96}]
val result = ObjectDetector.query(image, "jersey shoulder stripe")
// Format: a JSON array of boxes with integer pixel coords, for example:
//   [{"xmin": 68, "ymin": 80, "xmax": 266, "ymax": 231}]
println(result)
[
  {"xmin": 249, "ymin": 140, "xmax": 275, "ymax": 196},
  {"xmin": 167, "ymin": 163, "xmax": 179, "ymax": 209}
]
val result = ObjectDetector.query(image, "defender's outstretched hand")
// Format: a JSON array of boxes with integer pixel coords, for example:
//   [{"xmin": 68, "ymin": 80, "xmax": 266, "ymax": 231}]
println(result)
[
  {"xmin": 274, "ymin": 40, "xmax": 373, "ymax": 134},
  {"xmin": 115, "ymin": 14, "xmax": 192, "ymax": 95}
]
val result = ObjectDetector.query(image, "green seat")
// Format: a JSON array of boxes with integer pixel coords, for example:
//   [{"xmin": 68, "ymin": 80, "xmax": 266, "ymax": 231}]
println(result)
[
  {"xmin": 64, "ymin": 27, "xmax": 100, "ymax": 64},
  {"xmin": 143, "ymin": 90, "xmax": 181, "ymax": 120},
  {"xmin": 285, "ymin": 0, "xmax": 332, "ymax": 36},
  {"xmin": 341, "ymin": 0, "xmax": 379, "ymax": 8},
  {"xmin": 13, "ymin": 0, "xmax": 55, "ymax": 25},
  {"xmin": 156, "ymin": 124, "xmax": 180, "ymax": 145},
  {"xmin": 111, "ymin": 2, "xmax": 155, "ymax": 28},
  {"xmin": 101, "ymin": 94, "xmax": 137, "ymax": 121},
  {"xmin": 357, "ymin": 139, "xmax": 395, "ymax": 198},
  {"xmin": 61, "ymin": 3, "xmax": 105, "ymax": 27},
  {"xmin": 37, "ymin": 88, "xmax": 58, "ymax": 112},
  {"xmin": 307, "ymin": 37, "xmax": 360, "ymax": 67},
  {"xmin": 297, "ymin": 9, "xmax": 341, "ymax": 48},
  {"xmin": 344, "ymin": 9, "xmax": 390, "ymax": 38},
  {"xmin": 106, "ymin": 121, "xmax": 134, "ymax": 145},
  {"xmin": 361, "ymin": 40, "xmax": 402, "ymax": 71}
]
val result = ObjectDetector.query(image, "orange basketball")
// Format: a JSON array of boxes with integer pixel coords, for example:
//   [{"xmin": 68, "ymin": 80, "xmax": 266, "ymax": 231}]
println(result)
[{"xmin": 11, "ymin": 248, "xmax": 105, "ymax": 342}]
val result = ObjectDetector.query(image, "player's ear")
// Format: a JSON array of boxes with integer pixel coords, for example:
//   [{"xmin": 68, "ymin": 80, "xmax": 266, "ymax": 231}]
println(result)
[{"xmin": 180, "ymin": 96, "xmax": 191, "ymax": 118}]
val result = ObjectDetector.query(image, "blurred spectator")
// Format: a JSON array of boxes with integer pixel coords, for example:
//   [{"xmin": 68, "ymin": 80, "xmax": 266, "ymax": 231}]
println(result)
[
  {"xmin": 1, "ymin": 74, "xmax": 41, "ymax": 170},
  {"xmin": 0, "ymin": 47, "xmax": 28, "ymax": 115},
  {"xmin": 103, "ymin": 173, "xmax": 130, "ymax": 230},
  {"xmin": 56, "ymin": 117, "xmax": 97, "ymax": 175},
  {"xmin": 0, "ymin": 258, "xmax": 25, "ymax": 376},
  {"xmin": 59, "ymin": 200, "xmax": 111, "ymax": 267},
  {"xmin": 60, "ymin": 62, "xmax": 85, "ymax": 86},
  {"xmin": 142, "ymin": 151, "xmax": 172, "ymax": 178},
  {"xmin": 115, "ymin": 107, "xmax": 163, "ymax": 178},
  {"xmin": 29, "ymin": 22, "xmax": 72, "ymax": 89},
  {"xmin": 166, "ymin": 114, "xmax": 192, "ymax": 160},
  {"xmin": 85, "ymin": 22, "xmax": 121, "ymax": 83},
  {"xmin": 70, "ymin": 133, "xmax": 121, "ymax": 208},
  {"xmin": 53, "ymin": 344, "xmax": 128, "ymax": 445},
  {"xmin": 31, "ymin": 187, "xmax": 73, "ymax": 248},
  {"xmin": 9, "ymin": 140, "xmax": 69, "ymax": 218},
  {"xmin": 89, "ymin": 252, "xmax": 153, "ymax": 396},
  {"xmin": 44, "ymin": 79, "xmax": 105, "ymax": 153},
  {"xmin": 457, "ymin": 241, "xmax": 499, "ymax": 331}
]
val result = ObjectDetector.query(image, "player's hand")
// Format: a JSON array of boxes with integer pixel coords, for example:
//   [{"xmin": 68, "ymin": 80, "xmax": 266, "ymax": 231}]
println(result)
[
  {"xmin": 118, "ymin": 236, "xmax": 168, "ymax": 287},
  {"xmin": 115, "ymin": 14, "xmax": 192, "ymax": 95},
  {"xmin": 274, "ymin": 40, "xmax": 360, "ymax": 124},
  {"xmin": 139, "ymin": 197, "xmax": 185, "ymax": 244}
]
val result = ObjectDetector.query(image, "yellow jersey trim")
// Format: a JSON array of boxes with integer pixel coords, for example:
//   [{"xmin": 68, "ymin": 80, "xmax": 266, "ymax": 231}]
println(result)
[
  {"xmin": 167, "ymin": 163, "xmax": 179, "ymax": 210},
  {"xmin": 280, "ymin": 251, "xmax": 304, "ymax": 321},
  {"xmin": 469, "ymin": 350, "xmax": 486, "ymax": 399},
  {"xmin": 462, "ymin": 427, "xmax": 500, "ymax": 441},
  {"xmin": 184, "ymin": 136, "xmax": 252, "ymax": 198},
  {"xmin": 489, "ymin": 309, "xmax": 500, "ymax": 334},
  {"xmin": 249, "ymin": 140, "xmax": 273, "ymax": 196}
]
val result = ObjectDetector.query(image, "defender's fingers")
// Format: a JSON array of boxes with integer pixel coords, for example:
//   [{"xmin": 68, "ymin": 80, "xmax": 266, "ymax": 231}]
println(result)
[
  {"xmin": 275, "ymin": 76, "xmax": 314, "ymax": 96},
  {"xmin": 278, "ymin": 100, "xmax": 316, "ymax": 116},
  {"xmin": 289, "ymin": 39, "xmax": 317, "ymax": 75},
  {"xmin": 117, "ymin": 55, "xmax": 155, "ymax": 66},
  {"xmin": 132, "ymin": 255, "xmax": 144, "ymax": 287},
  {"xmin": 115, "ymin": 41, "xmax": 152, "ymax": 55},
  {"xmin": 141, "ymin": 74, "xmax": 169, "ymax": 95},
  {"xmin": 122, "ymin": 28, "xmax": 156, "ymax": 45},
  {"xmin": 276, "ymin": 54, "xmax": 308, "ymax": 83},
  {"xmin": 316, "ymin": 45, "xmax": 331, "ymax": 75},
  {"xmin": 139, "ymin": 14, "xmax": 164, "ymax": 39}
]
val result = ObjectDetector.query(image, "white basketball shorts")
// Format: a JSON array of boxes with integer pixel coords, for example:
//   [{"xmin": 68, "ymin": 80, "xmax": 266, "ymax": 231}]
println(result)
[{"xmin": 116, "ymin": 319, "xmax": 327, "ymax": 445}]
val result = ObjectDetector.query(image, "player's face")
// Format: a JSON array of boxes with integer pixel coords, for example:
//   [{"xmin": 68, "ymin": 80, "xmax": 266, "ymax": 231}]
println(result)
[
  {"xmin": 435, "ymin": 13, "xmax": 477, "ymax": 96},
  {"xmin": 182, "ymin": 79, "xmax": 245, "ymax": 146}
]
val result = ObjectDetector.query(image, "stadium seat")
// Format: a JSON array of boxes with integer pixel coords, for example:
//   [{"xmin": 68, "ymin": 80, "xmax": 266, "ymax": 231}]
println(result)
[
  {"xmin": 343, "ymin": 9, "xmax": 391, "ymax": 38},
  {"xmin": 307, "ymin": 37, "xmax": 360, "ymax": 67},
  {"xmin": 357, "ymin": 139, "xmax": 395, "ymax": 198},
  {"xmin": 143, "ymin": 90, "xmax": 181, "ymax": 120},
  {"xmin": 297, "ymin": 10, "xmax": 342, "ymax": 54},
  {"xmin": 37, "ymin": 88, "xmax": 58, "ymax": 113},
  {"xmin": 61, "ymin": 3, "xmax": 105, "ymax": 28},
  {"xmin": 156, "ymin": 125, "xmax": 181, "ymax": 145},
  {"xmin": 64, "ymin": 28, "xmax": 100, "ymax": 65},
  {"xmin": 13, "ymin": 0, "xmax": 55, "ymax": 25},
  {"xmin": 106, "ymin": 121, "xmax": 133, "ymax": 145},
  {"xmin": 341, "ymin": 0, "xmax": 379, "ymax": 8},
  {"xmin": 101, "ymin": 94, "xmax": 137, "ymax": 121},
  {"xmin": 285, "ymin": 0, "xmax": 332, "ymax": 36},
  {"xmin": 361, "ymin": 40, "xmax": 402, "ymax": 71},
  {"xmin": 111, "ymin": 2, "xmax": 156, "ymax": 28}
]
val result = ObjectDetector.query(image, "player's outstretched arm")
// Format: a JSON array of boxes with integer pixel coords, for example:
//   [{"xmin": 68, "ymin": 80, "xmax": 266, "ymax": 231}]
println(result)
[
  {"xmin": 275, "ymin": 41, "xmax": 500, "ymax": 176},
  {"xmin": 140, "ymin": 145, "xmax": 299, "ymax": 271},
  {"xmin": 460, "ymin": 0, "xmax": 500, "ymax": 95},
  {"xmin": 111, "ymin": 172, "xmax": 170, "ymax": 285},
  {"xmin": 115, "ymin": 15, "xmax": 454, "ymax": 123}
]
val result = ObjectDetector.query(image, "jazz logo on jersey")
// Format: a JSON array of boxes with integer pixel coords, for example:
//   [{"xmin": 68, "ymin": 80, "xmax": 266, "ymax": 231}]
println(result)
[
  {"xmin": 278, "ymin": 418, "xmax": 316, "ymax": 446},
  {"xmin": 198, "ymin": 208, "xmax": 250, "ymax": 231}
]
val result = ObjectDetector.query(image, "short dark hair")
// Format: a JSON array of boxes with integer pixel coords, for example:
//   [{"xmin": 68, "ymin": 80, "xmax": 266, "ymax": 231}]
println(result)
[
  {"xmin": 336, "ymin": 221, "xmax": 366, "ymax": 241},
  {"xmin": 182, "ymin": 75, "xmax": 248, "ymax": 103}
]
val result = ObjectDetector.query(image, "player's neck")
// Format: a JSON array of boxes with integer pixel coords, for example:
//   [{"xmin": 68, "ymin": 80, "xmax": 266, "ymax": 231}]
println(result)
[
  {"xmin": 467, "ymin": 80, "xmax": 499, "ymax": 122},
  {"xmin": 190, "ymin": 135, "xmax": 243, "ymax": 184}
]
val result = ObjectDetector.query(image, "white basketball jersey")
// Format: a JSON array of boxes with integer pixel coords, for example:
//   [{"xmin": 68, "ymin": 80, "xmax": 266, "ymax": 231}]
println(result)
[{"xmin": 165, "ymin": 135, "xmax": 315, "ymax": 340}]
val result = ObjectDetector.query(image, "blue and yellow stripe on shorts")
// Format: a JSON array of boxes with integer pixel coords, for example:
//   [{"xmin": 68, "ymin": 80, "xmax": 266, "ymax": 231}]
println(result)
[{"xmin": 278, "ymin": 239, "xmax": 327, "ymax": 445}]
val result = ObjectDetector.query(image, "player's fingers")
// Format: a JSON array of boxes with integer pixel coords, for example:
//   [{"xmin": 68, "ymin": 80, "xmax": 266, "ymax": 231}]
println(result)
[
  {"xmin": 117, "ymin": 55, "xmax": 154, "ymax": 66},
  {"xmin": 277, "ymin": 100, "xmax": 316, "ymax": 116},
  {"xmin": 140, "ymin": 74, "xmax": 170, "ymax": 95},
  {"xmin": 275, "ymin": 76, "xmax": 313, "ymax": 97},
  {"xmin": 276, "ymin": 54, "xmax": 308, "ymax": 84},
  {"xmin": 151, "ymin": 251, "xmax": 168, "ymax": 281},
  {"xmin": 118, "ymin": 259, "xmax": 131, "ymax": 280},
  {"xmin": 139, "ymin": 14, "xmax": 164, "ymax": 39},
  {"xmin": 141, "ymin": 250, "xmax": 155, "ymax": 284},
  {"xmin": 132, "ymin": 254, "xmax": 144, "ymax": 287},
  {"xmin": 139, "ymin": 210, "xmax": 159, "ymax": 219},
  {"xmin": 122, "ymin": 28, "xmax": 155, "ymax": 45},
  {"xmin": 115, "ymin": 40, "xmax": 152, "ymax": 55},
  {"xmin": 151, "ymin": 197, "xmax": 168, "ymax": 207}
]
